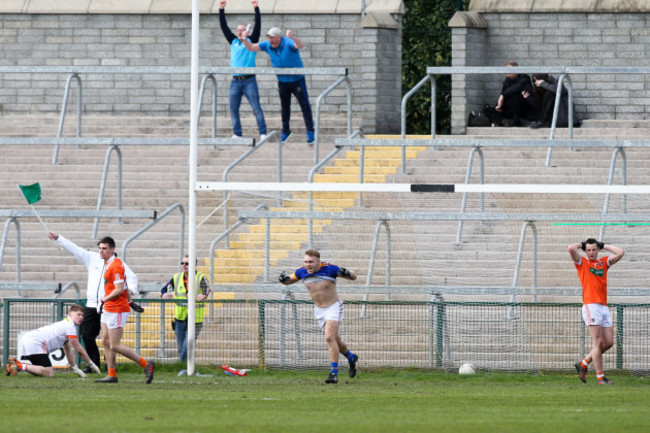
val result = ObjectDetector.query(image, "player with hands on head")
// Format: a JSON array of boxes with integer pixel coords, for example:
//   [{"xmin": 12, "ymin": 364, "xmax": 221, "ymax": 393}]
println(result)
[
  {"xmin": 568, "ymin": 238, "xmax": 625, "ymax": 385},
  {"xmin": 280, "ymin": 249, "xmax": 359, "ymax": 384},
  {"xmin": 5, "ymin": 305, "xmax": 101, "ymax": 378}
]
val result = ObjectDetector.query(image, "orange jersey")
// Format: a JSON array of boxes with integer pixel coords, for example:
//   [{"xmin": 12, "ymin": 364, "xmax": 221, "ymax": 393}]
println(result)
[
  {"xmin": 574, "ymin": 257, "xmax": 610, "ymax": 305},
  {"xmin": 104, "ymin": 257, "xmax": 130, "ymax": 313}
]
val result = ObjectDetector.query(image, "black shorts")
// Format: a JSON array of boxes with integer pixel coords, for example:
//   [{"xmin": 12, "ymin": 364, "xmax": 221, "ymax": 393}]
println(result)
[{"xmin": 22, "ymin": 354, "xmax": 51, "ymax": 367}]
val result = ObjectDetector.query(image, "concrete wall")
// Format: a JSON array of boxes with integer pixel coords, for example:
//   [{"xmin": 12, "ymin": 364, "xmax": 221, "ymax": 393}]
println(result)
[
  {"xmin": 0, "ymin": 1, "xmax": 404, "ymax": 133},
  {"xmin": 450, "ymin": 1, "xmax": 650, "ymax": 133}
]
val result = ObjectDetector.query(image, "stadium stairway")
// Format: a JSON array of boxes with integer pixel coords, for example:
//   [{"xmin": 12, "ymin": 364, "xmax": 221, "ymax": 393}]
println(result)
[
  {"xmin": 3, "ymin": 113, "xmax": 650, "ymax": 366},
  {"xmin": 2, "ymin": 115, "xmax": 650, "ymax": 294},
  {"xmin": 209, "ymin": 136, "xmax": 429, "ymax": 285}
]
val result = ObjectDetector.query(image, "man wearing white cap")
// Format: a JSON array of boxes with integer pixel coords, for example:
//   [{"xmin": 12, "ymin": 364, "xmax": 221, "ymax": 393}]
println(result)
[{"xmin": 241, "ymin": 26, "xmax": 315, "ymax": 145}]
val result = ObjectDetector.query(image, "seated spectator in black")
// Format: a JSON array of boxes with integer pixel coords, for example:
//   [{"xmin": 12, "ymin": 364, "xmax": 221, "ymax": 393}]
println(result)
[
  {"xmin": 492, "ymin": 60, "xmax": 534, "ymax": 126},
  {"xmin": 529, "ymin": 74, "xmax": 581, "ymax": 129}
]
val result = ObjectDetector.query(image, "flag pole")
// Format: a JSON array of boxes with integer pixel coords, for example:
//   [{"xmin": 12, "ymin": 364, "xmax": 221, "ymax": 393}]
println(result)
[{"xmin": 30, "ymin": 204, "xmax": 51, "ymax": 233}]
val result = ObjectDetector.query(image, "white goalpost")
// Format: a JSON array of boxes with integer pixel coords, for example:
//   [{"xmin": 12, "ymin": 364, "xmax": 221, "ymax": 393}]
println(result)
[{"xmin": 189, "ymin": 181, "xmax": 650, "ymax": 372}]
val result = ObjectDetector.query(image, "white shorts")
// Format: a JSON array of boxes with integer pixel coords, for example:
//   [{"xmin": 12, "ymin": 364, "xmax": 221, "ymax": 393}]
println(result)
[
  {"xmin": 101, "ymin": 311, "xmax": 130, "ymax": 329},
  {"xmin": 314, "ymin": 299, "xmax": 343, "ymax": 330},
  {"xmin": 582, "ymin": 303, "xmax": 613, "ymax": 327},
  {"xmin": 18, "ymin": 335, "xmax": 47, "ymax": 357}
]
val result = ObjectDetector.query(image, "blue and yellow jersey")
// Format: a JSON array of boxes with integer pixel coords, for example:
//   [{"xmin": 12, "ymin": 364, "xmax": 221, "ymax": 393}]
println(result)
[{"xmin": 292, "ymin": 262, "xmax": 341, "ymax": 285}]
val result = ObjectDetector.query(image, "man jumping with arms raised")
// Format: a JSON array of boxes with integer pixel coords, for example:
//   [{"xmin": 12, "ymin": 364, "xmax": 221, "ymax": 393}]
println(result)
[{"xmin": 280, "ymin": 249, "xmax": 359, "ymax": 384}]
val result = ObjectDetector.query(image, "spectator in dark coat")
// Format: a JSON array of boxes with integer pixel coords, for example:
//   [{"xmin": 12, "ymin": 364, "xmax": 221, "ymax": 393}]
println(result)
[
  {"xmin": 530, "ymin": 74, "xmax": 581, "ymax": 129},
  {"xmin": 493, "ymin": 61, "xmax": 534, "ymax": 126}
]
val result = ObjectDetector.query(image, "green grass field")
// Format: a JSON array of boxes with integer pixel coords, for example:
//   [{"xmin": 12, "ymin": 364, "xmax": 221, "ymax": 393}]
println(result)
[{"xmin": 1, "ymin": 365, "xmax": 649, "ymax": 433}]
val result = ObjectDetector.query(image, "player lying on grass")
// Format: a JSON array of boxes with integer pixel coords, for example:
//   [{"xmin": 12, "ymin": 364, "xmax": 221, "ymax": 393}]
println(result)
[
  {"xmin": 279, "ymin": 249, "xmax": 359, "ymax": 384},
  {"xmin": 5, "ymin": 304, "xmax": 101, "ymax": 378}
]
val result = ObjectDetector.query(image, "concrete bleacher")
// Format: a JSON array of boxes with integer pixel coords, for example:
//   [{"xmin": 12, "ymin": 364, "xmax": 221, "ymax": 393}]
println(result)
[
  {"xmin": 2, "ymin": 115, "xmax": 649, "ymax": 302},
  {"xmin": 4, "ymin": 113, "xmax": 650, "ymax": 369}
]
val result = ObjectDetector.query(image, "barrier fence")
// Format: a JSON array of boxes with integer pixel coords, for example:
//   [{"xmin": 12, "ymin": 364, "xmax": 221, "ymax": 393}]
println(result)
[{"xmin": 2, "ymin": 298, "xmax": 649, "ymax": 374}]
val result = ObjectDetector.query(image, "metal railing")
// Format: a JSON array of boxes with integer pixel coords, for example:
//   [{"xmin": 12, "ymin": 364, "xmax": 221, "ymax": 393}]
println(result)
[
  {"xmin": 208, "ymin": 203, "xmax": 269, "ymax": 287},
  {"xmin": 4, "ymin": 297, "xmax": 650, "ymax": 371},
  {"xmin": 121, "ymin": 202, "xmax": 185, "ymax": 267},
  {"xmin": 221, "ymin": 132, "xmax": 281, "ymax": 243},
  {"xmin": 400, "ymin": 66, "xmax": 650, "ymax": 166},
  {"xmin": 333, "ymin": 138, "xmax": 632, "ymax": 241},
  {"xmin": 0, "ymin": 209, "xmax": 156, "ymax": 281},
  {"xmin": 0, "ymin": 66, "xmax": 350, "ymax": 164},
  {"xmin": 238, "ymin": 208, "xmax": 650, "ymax": 293}
]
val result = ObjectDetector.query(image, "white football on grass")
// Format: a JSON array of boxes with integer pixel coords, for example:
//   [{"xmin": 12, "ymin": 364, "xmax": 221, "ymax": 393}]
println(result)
[{"xmin": 458, "ymin": 363, "xmax": 476, "ymax": 375}]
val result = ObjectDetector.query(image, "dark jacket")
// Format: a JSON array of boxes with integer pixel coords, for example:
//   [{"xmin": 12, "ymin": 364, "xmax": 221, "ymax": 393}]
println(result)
[{"xmin": 539, "ymin": 75, "xmax": 581, "ymax": 127}]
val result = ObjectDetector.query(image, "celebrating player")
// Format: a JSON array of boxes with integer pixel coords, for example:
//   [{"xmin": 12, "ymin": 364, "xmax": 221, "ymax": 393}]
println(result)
[
  {"xmin": 5, "ymin": 304, "xmax": 101, "ymax": 378},
  {"xmin": 569, "ymin": 238, "xmax": 625, "ymax": 385},
  {"xmin": 280, "ymin": 249, "xmax": 359, "ymax": 384}
]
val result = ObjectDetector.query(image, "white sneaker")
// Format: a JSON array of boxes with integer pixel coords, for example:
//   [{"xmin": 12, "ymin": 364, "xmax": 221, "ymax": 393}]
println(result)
[
  {"xmin": 259, "ymin": 134, "xmax": 268, "ymax": 142},
  {"xmin": 230, "ymin": 134, "xmax": 242, "ymax": 139}
]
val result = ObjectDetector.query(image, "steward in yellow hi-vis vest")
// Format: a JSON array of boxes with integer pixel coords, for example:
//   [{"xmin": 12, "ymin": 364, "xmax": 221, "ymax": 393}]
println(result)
[
  {"xmin": 171, "ymin": 271, "xmax": 210, "ymax": 322},
  {"xmin": 160, "ymin": 256, "xmax": 211, "ymax": 361}
]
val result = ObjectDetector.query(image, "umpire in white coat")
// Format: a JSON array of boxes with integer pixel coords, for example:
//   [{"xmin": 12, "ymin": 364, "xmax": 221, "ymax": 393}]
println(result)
[{"xmin": 48, "ymin": 232, "xmax": 139, "ymax": 373}]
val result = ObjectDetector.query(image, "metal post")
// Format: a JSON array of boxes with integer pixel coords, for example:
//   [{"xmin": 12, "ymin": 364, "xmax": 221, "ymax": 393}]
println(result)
[
  {"xmin": 52, "ymin": 72, "xmax": 82, "ymax": 164},
  {"xmin": 456, "ymin": 146, "xmax": 484, "ymax": 243},
  {"xmin": 600, "ymin": 147, "xmax": 627, "ymax": 240},
  {"xmin": 257, "ymin": 300, "xmax": 266, "ymax": 368},
  {"xmin": 361, "ymin": 220, "xmax": 391, "ymax": 318},
  {"xmin": 616, "ymin": 304, "xmax": 624, "ymax": 370},
  {"xmin": 0, "ymin": 218, "xmax": 21, "ymax": 287},
  {"xmin": 197, "ymin": 73, "xmax": 218, "ymax": 140},
  {"xmin": 93, "ymin": 144, "xmax": 122, "ymax": 239}
]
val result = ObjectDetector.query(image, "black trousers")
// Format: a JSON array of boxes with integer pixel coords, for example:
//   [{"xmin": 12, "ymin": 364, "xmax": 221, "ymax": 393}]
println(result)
[{"xmin": 80, "ymin": 307, "xmax": 102, "ymax": 366}]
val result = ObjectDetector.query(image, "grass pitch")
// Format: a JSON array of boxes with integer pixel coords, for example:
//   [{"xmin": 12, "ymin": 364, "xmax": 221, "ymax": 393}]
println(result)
[{"xmin": 1, "ymin": 366, "xmax": 649, "ymax": 433}]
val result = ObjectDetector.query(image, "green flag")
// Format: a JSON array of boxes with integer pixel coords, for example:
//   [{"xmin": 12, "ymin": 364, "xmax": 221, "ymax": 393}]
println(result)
[{"xmin": 19, "ymin": 183, "xmax": 42, "ymax": 205}]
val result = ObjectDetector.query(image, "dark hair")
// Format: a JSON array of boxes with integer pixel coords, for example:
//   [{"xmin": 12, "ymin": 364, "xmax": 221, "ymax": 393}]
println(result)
[
  {"xmin": 304, "ymin": 249, "xmax": 320, "ymax": 258},
  {"xmin": 585, "ymin": 238, "xmax": 598, "ymax": 246},
  {"xmin": 97, "ymin": 236, "xmax": 116, "ymax": 249}
]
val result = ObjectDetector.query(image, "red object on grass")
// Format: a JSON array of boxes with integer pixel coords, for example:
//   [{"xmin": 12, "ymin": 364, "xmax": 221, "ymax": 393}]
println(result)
[{"xmin": 221, "ymin": 365, "xmax": 247, "ymax": 376}]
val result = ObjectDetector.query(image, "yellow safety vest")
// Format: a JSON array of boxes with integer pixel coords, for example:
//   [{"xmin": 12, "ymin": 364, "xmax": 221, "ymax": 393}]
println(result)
[{"xmin": 172, "ymin": 272, "xmax": 207, "ymax": 323}]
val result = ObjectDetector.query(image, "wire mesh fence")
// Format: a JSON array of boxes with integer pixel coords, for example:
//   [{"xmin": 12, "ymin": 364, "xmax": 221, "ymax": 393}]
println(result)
[{"xmin": 2, "ymin": 298, "xmax": 650, "ymax": 374}]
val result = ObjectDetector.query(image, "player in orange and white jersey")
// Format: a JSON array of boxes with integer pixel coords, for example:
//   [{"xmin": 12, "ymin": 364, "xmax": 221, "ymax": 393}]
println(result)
[
  {"xmin": 94, "ymin": 236, "xmax": 155, "ymax": 384},
  {"xmin": 568, "ymin": 238, "xmax": 625, "ymax": 385}
]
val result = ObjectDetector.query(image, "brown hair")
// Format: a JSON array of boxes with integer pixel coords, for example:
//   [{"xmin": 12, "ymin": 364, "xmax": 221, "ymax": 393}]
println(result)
[
  {"xmin": 506, "ymin": 60, "xmax": 518, "ymax": 67},
  {"xmin": 69, "ymin": 304, "xmax": 84, "ymax": 313},
  {"xmin": 304, "ymin": 249, "xmax": 320, "ymax": 258}
]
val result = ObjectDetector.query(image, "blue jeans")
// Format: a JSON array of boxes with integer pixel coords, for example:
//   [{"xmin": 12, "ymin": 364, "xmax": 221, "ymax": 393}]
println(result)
[
  {"xmin": 278, "ymin": 78, "xmax": 314, "ymax": 135},
  {"xmin": 229, "ymin": 76, "xmax": 267, "ymax": 136},
  {"xmin": 174, "ymin": 320, "xmax": 203, "ymax": 361}
]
